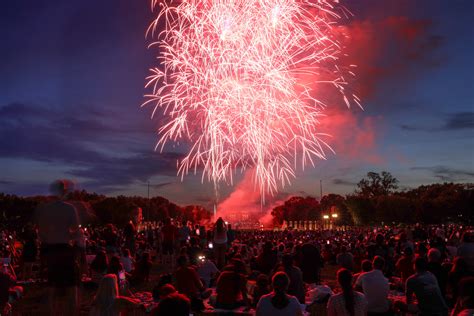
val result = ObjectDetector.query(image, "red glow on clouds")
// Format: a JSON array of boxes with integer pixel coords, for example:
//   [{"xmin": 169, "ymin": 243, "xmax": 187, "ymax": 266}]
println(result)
[
  {"xmin": 340, "ymin": 15, "xmax": 442, "ymax": 98},
  {"xmin": 318, "ymin": 109, "xmax": 383, "ymax": 165}
]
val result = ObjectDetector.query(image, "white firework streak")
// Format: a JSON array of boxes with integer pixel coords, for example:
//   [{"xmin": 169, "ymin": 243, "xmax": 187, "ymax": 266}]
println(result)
[{"xmin": 144, "ymin": 0, "xmax": 358, "ymax": 199}]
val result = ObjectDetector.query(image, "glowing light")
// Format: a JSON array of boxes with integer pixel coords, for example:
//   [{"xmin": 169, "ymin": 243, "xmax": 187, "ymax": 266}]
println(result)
[
  {"xmin": 323, "ymin": 215, "xmax": 330, "ymax": 219},
  {"xmin": 332, "ymin": 213, "xmax": 338, "ymax": 218},
  {"xmin": 144, "ymin": 0, "xmax": 357, "ymax": 198}
]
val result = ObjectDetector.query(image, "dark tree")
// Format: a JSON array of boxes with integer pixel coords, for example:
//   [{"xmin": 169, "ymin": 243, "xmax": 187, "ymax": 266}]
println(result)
[
  {"xmin": 271, "ymin": 196, "xmax": 321, "ymax": 224},
  {"xmin": 356, "ymin": 171, "xmax": 399, "ymax": 197},
  {"xmin": 320, "ymin": 194, "xmax": 353, "ymax": 225},
  {"xmin": 344, "ymin": 195, "xmax": 375, "ymax": 225}
]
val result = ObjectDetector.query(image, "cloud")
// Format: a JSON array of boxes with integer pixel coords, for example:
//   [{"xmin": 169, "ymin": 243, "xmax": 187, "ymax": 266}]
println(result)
[
  {"xmin": 66, "ymin": 151, "xmax": 183, "ymax": 190},
  {"xmin": 194, "ymin": 196, "xmax": 213, "ymax": 203},
  {"xmin": 411, "ymin": 165, "xmax": 474, "ymax": 182},
  {"xmin": 340, "ymin": 16, "xmax": 444, "ymax": 100},
  {"xmin": 399, "ymin": 124, "xmax": 423, "ymax": 131},
  {"xmin": 332, "ymin": 178, "xmax": 358, "ymax": 186},
  {"xmin": 150, "ymin": 182, "xmax": 174, "ymax": 189},
  {"xmin": 400, "ymin": 112, "xmax": 474, "ymax": 132},
  {"xmin": 444, "ymin": 112, "xmax": 474, "ymax": 130},
  {"xmin": 318, "ymin": 109, "xmax": 383, "ymax": 164},
  {"xmin": 0, "ymin": 102, "xmax": 182, "ymax": 191}
]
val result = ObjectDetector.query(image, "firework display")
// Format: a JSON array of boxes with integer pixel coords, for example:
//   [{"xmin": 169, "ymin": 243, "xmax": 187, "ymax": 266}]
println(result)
[{"xmin": 144, "ymin": 0, "xmax": 358, "ymax": 198}]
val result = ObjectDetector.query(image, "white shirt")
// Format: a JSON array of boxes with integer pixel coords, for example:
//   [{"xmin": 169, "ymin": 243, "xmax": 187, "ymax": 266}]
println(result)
[
  {"xmin": 327, "ymin": 291, "xmax": 367, "ymax": 316},
  {"xmin": 256, "ymin": 293, "xmax": 302, "ymax": 316},
  {"xmin": 121, "ymin": 256, "xmax": 133, "ymax": 273},
  {"xmin": 446, "ymin": 245, "xmax": 458, "ymax": 259},
  {"xmin": 213, "ymin": 227, "xmax": 227, "ymax": 244},
  {"xmin": 197, "ymin": 260, "xmax": 219, "ymax": 288},
  {"xmin": 355, "ymin": 269, "xmax": 390, "ymax": 313}
]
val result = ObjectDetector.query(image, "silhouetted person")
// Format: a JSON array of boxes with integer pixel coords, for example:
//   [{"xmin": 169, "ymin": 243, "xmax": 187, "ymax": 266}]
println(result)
[
  {"xmin": 337, "ymin": 246, "xmax": 354, "ymax": 271},
  {"xmin": 257, "ymin": 241, "xmax": 277, "ymax": 274},
  {"xmin": 89, "ymin": 274, "xmax": 140, "ymax": 315},
  {"xmin": 448, "ymin": 257, "xmax": 474, "ymax": 303},
  {"xmin": 213, "ymin": 217, "xmax": 228, "ymax": 269},
  {"xmin": 327, "ymin": 268, "xmax": 368, "ymax": 316},
  {"xmin": 256, "ymin": 272, "xmax": 303, "ymax": 316},
  {"xmin": 280, "ymin": 254, "xmax": 305, "ymax": 304},
  {"xmin": 427, "ymin": 248, "xmax": 448, "ymax": 298},
  {"xmin": 458, "ymin": 231, "xmax": 474, "ymax": 273},
  {"xmin": 151, "ymin": 292, "xmax": 191, "ymax": 316},
  {"xmin": 452, "ymin": 277, "xmax": 474, "ymax": 316},
  {"xmin": 35, "ymin": 179, "xmax": 80, "ymax": 315},
  {"xmin": 406, "ymin": 257, "xmax": 448, "ymax": 316},
  {"xmin": 355, "ymin": 256, "xmax": 390, "ymax": 315},
  {"xmin": 300, "ymin": 242, "xmax": 322, "ymax": 283}
]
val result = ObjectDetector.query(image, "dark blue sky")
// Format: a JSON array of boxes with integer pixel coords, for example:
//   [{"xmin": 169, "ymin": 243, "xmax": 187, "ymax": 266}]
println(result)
[{"xmin": 1, "ymin": 0, "xmax": 473, "ymax": 208}]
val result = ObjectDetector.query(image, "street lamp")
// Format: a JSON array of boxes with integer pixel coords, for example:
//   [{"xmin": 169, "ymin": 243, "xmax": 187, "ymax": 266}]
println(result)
[
  {"xmin": 332, "ymin": 213, "xmax": 338, "ymax": 218},
  {"xmin": 322, "ymin": 214, "xmax": 329, "ymax": 229}
]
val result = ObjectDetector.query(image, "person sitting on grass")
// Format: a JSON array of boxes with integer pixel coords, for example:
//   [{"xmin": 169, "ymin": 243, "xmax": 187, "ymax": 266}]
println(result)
[
  {"xmin": 452, "ymin": 276, "xmax": 474, "ymax": 316},
  {"xmin": 215, "ymin": 258, "xmax": 250, "ymax": 309},
  {"xmin": 107, "ymin": 255, "xmax": 124, "ymax": 280},
  {"xmin": 197, "ymin": 252, "xmax": 219, "ymax": 288},
  {"xmin": 427, "ymin": 247, "xmax": 448, "ymax": 298},
  {"xmin": 131, "ymin": 252, "xmax": 152, "ymax": 285},
  {"xmin": 327, "ymin": 268, "xmax": 368, "ymax": 316},
  {"xmin": 352, "ymin": 260, "xmax": 372, "ymax": 285},
  {"xmin": 90, "ymin": 250, "xmax": 108, "ymax": 286},
  {"xmin": 0, "ymin": 269, "xmax": 19, "ymax": 315},
  {"xmin": 252, "ymin": 274, "xmax": 271, "ymax": 308},
  {"xmin": 151, "ymin": 292, "xmax": 191, "ymax": 316},
  {"xmin": 405, "ymin": 257, "xmax": 448, "ymax": 316},
  {"xmin": 256, "ymin": 271, "xmax": 303, "ymax": 316},
  {"xmin": 89, "ymin": 274, "xmax": 141, "ymax": 316},
  {"xmin": 396, "ymin": 247, "xmax": 415, "ymax": 285},
  {"xmin": 120, "ymin": 248, "xmax": 134, "ymax": 273},
  {"xmin": 355, "ymin": 256, "xmax": 390, "ymax": 315},
  {"xmin": 174, "ymin": 255, "xmax": 205, "ymax": 302}
]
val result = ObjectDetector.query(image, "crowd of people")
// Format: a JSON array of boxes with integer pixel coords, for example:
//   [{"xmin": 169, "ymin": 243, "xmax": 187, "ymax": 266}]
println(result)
[{"xmin": 1, "ymin": 181, "xmax": 473, "ymax": 316}]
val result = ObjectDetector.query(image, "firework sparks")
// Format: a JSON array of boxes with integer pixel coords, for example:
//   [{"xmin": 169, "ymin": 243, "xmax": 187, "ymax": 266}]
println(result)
[{"xmin": 144, "ymin": 0, "xmax": 357, "ymax": 198}]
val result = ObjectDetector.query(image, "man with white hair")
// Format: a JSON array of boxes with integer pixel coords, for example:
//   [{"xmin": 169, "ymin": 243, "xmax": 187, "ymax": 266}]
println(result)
[
  {"xmin": 355, "ymin": 256, "xmax": 390, "ymax": 315},
  {"xmin": 35, "ymin": 179, "xmax": 80, "ymax": 315},
  {"xmin": 427, "ymin": 247, "xmax": 448, "ymax": 298}
]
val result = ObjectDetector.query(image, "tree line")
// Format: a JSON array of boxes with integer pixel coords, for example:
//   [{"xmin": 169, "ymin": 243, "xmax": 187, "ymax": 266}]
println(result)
[
  {"xmin": 0, "ymin": 190, "xmax": 212, "ymax": 227},
  {"xmin": 271, "ymin": 171, "xmax": 474, "ymax": 226},
  {"xmin": 1, "ymin": 172, "xmax": 473, "ymax": 227}
]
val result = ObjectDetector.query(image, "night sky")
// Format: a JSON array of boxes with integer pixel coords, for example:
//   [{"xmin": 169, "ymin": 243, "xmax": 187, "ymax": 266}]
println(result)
[{"xmin": 1, "ymin": 0, "xmax": 473, "ymax": 209}]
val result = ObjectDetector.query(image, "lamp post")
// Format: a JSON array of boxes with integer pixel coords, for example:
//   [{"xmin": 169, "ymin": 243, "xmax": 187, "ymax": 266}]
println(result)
[
  {"xmin": 323, "ymin": 214, "xmax": 329, "ymax": 229},
  {"xmin": 331, "ymin": 213, "xmax": 338, "ymax": 229}
]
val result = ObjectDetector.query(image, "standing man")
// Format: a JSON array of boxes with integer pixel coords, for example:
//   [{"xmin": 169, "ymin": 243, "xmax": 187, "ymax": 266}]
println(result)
[
  {"xmin": 178, "ymin": 220, "xmax": 191, "ymax": 247},
  {"xmin": 161, "ymin": 217, "xmax": 179, "ymax": 269},
  {"xmin": 35, "ymin": 180, "xmax": 80, "ymax": 315}
]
